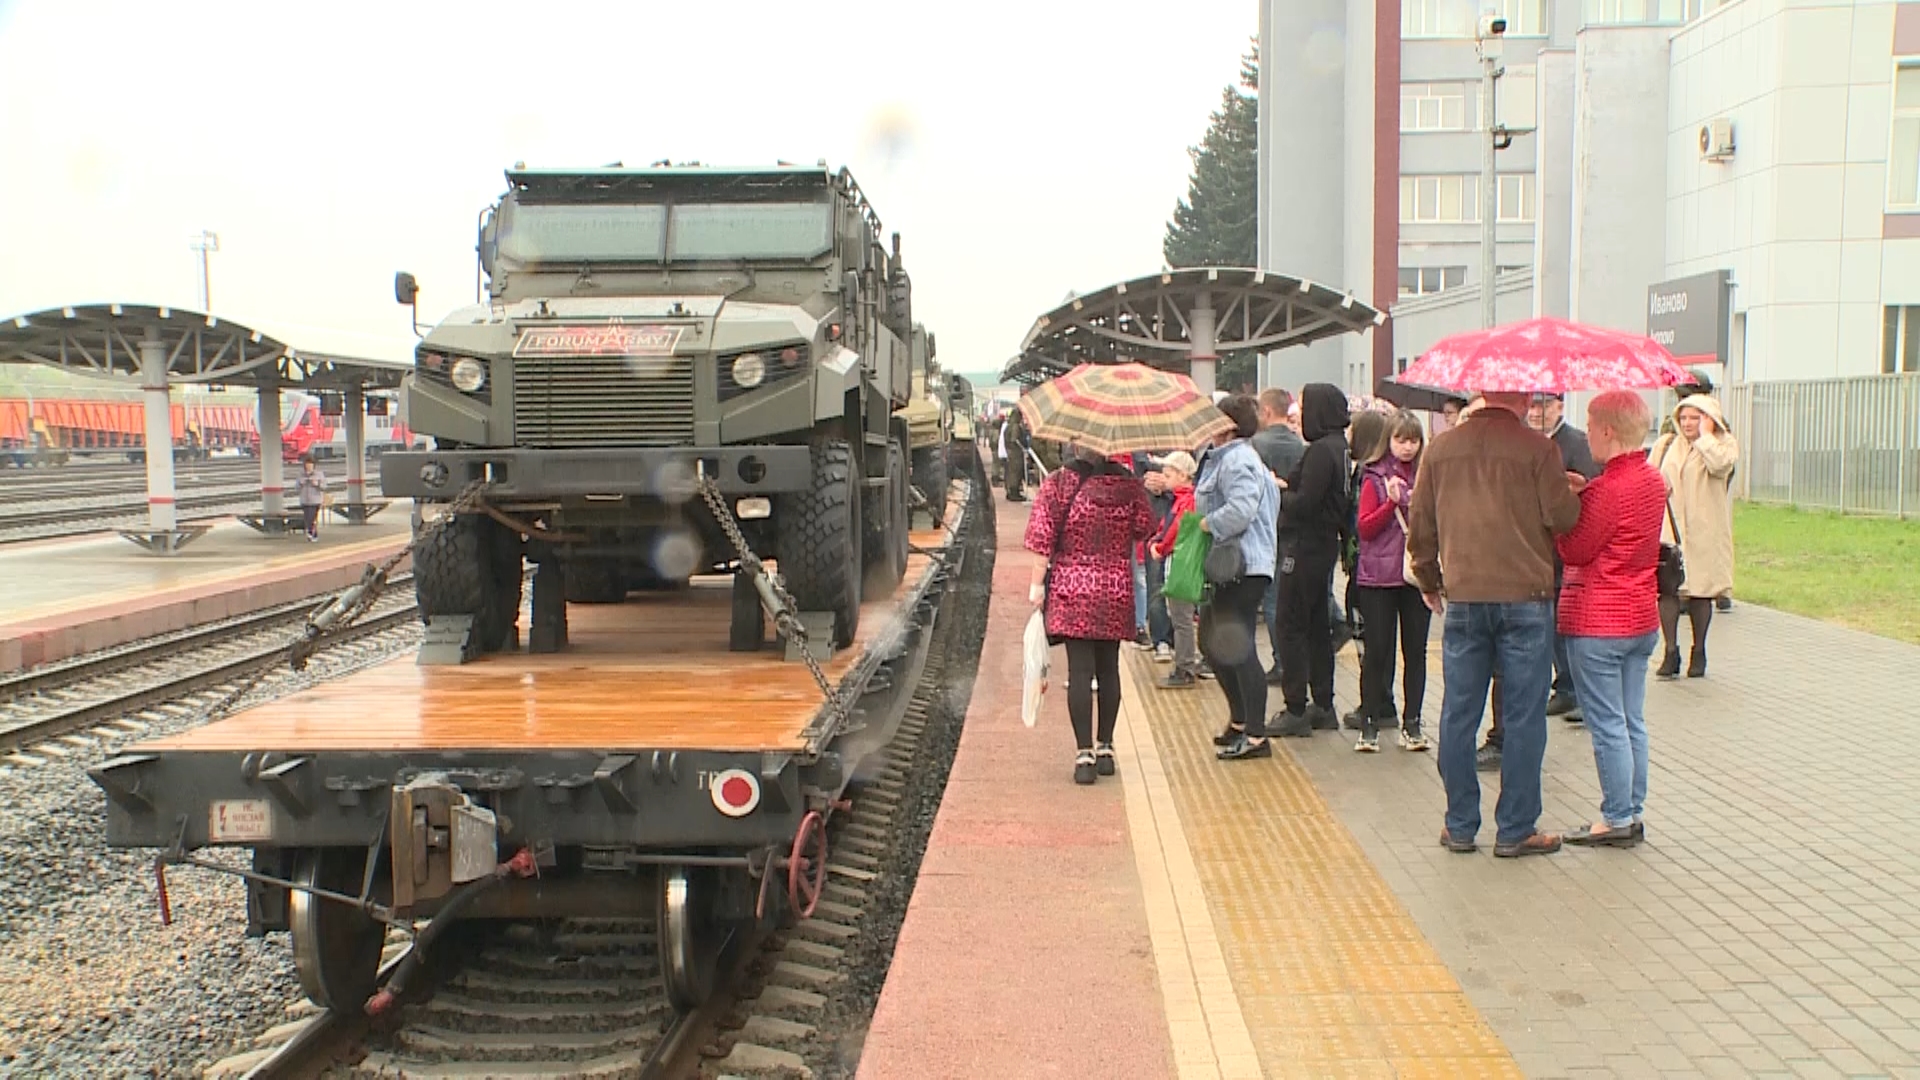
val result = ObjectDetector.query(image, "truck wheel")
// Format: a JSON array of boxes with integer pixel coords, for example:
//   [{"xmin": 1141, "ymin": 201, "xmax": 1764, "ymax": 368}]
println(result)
[
  {"xmin": 565, "ymin": 560, "xmax": 629, "ymax": 604},
  {"xmin": 863, "ymin": 442, "xmax": 907, "ymax": 599},
  {"xmin": 911, "ymin": 445, "xmax": 948, "ymax": 521},
  {"xmin": 776, "ymin": 438, "xmax": 861, "ymax": 649},
  {"xmin": 415, "ymin": 512, "xmax": 519, "ymax": 654}
]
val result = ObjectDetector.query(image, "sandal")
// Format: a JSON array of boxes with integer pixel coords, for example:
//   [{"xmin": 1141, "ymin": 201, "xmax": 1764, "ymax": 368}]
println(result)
[
  {"xmin": 1212, "ymin": 723, "xmax": 1245, "ymax": 748},
  {"xmin": 1563, "ymin": 823, "xmax": 1640, "ymax": 848}
]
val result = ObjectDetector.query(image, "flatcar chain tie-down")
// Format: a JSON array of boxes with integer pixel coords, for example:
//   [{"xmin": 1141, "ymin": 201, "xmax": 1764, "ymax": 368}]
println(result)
[
  {"xmin": 695, "ymin": 469, "xmax": 844, "ymax": 725},
  {"xmin": 192, "ymin": 479, "xmax": 493, "ymax": 728}
]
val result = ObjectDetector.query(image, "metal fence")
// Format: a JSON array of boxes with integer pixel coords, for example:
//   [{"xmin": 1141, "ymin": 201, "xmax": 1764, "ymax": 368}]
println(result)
[{"xmin": 1705, "ymin": 374, "xmax": 1920, "ymax": 518}]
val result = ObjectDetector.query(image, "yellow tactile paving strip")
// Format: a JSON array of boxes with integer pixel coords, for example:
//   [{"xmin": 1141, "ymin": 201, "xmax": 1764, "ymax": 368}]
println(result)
[{"xmin": 1116, "ymin": 650, "xmax": 1521, "ymax": 1079}]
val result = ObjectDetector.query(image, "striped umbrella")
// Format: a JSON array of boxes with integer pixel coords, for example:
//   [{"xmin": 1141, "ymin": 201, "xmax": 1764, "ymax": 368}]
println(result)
[{"xmin": 1016, "ymin": 362, "xmax": 1233, "ymax": 457}]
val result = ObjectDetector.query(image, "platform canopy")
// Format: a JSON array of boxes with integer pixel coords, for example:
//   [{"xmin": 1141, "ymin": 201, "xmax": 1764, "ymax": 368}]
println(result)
[
  {"xmin": 0, "ymin": 304, "xmax": 408, "ymax": 391},
  {"xmin": 1004, "ymin": 267, "xmax": 1385, "ymax": 387}
]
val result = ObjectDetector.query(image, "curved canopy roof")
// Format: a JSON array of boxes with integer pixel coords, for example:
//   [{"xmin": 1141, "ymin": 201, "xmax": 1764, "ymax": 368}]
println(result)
[
  {"xmin": 0, "ymin": 304, "xmax": 408, "ymax": 391},
  {"xmin": 1006, "ymin": 266, "xmax": 1383, "ymax": 386}
]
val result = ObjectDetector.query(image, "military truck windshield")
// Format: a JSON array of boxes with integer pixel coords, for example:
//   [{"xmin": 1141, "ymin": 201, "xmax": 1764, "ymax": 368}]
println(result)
[{"xmin": 498, "ymin": 201, "xmax": 831, "ymax": 264}]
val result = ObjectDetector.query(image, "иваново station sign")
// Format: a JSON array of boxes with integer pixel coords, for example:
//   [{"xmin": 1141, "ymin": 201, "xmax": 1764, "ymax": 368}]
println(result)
[{"xmin": 1646, "ymin": 271, "xmax": 1731, "ymax": 363}]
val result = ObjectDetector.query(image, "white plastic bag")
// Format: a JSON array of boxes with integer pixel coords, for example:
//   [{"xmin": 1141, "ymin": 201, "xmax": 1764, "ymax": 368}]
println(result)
[{"xmin": 1021, "ymin": 609, "xmax": 1050, "ymax": 727}]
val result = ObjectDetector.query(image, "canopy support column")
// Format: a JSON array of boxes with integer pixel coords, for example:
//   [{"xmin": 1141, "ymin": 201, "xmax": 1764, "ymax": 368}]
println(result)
[
  {"xmin": 344, "ymin": 387, "xmax": 368, "ymax": 522},
  {"xmin": 259, "ymin": 379, "xmax": 285, "ymax": 515},
  {"xmin": 140, "ymin": 335, "xmax": 177, "ymax": 533},
  {"xmin": 1189, "ymin": 292, "xmax": 1218, "ymax": 395}
]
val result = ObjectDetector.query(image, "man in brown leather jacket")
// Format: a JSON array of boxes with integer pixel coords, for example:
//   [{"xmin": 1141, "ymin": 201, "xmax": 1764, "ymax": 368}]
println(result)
[{"xmin": 1407, "ymin": 391, "xmax": 1581, "ymax": 859}]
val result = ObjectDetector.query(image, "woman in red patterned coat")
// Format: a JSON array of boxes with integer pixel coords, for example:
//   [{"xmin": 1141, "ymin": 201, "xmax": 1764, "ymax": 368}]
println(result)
[
  {"xmin": 1555, "ymin": 391, "xmax": 1667, "ymax": 848},
  {"xmin": 1025, "ymin": 445, "xmax": 1159, "ymax": 785}
]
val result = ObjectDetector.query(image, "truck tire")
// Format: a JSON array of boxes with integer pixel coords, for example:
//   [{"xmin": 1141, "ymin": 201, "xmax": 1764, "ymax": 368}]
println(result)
[
  {"xmin": 564, "ymin": 561, "xmax": 628, "ymax": 604},
  {"xmin": 911, "ymin": 445, "xmax": 948, "ymax": 521},
  {"xmin": 415, "ymin": 513, "xmax": 519, "ymax": 654},
  {"xmin": 776, "ymin": 438, "xmax": 862, "ymax": 649},
  {"xmin": 863, "ymin": 442, "xmax": 908, "ymax": 599}
]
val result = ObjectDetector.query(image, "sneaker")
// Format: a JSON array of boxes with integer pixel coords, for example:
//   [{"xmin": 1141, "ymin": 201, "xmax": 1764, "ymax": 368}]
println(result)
[
  {"xmin": 1073, "ymin": 752, "xmax": 1097, "ymax": 785},
  {"xmin": 1264, "ymin": 666, "xmax": 1283, "ymax": 685},
  {"xmin": 1341, "ymin": 706, "xmax": 1368, "ymax": 732},
  {"xmin": 1128, "ymin": 629, "xmax": 1153, "ymax": 650},
  {"xmin": 1153, "ymin": 643, "xmax": 1174, "ymax": 664},
  {"xmin": 1354, "ymin": 718, "xmax": 1380, "ymax": 753},
  {"xmin": 1095, "ymin": 745, "xmax": 1116, "ymax": 776},
  {"xmin": 1546, "ymin": 692, "xmax": 1578, "ymax": 717},
  {"xmin": 1560, "ymin": 705, "xmax": 1584, "ymax": 723},
  {"xmin": 1194, "ymin": 662, "xmax": 1217, "ymax": 681},
  {"xmin": 1270, "ymin": 711, "xmax": 1312, "ymax": 738},
  {"xmin": 1398, "ymin": 719, "xmax": 1429, "ymax": 752},
  {"xmin": 1304, "ymin": 704, "xmax": 1339, "ymax": 731},
  {"xmin": 1158, "ymin": 668, "xmax": 1197, "ymax": 690},
  {"xmin": 1475, "ymin": 744, "xmax": 1502, "ymax": 771},
  {"xmin": 1212, "ymin": 723, "xmax": 1246, "ymax": 747},
  {"xmin": 1216, "ymin": 735, "xmax": 1273, "ymax": 761}
]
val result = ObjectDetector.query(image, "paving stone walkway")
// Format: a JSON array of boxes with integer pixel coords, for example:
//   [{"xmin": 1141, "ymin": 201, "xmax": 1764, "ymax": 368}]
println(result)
[{"xmin": 1278, "ymin": 600, "xmax": 1920, "ymax": 1078}]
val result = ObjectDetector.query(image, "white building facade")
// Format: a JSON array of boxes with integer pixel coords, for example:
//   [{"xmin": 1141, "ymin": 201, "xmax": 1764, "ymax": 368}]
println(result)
[{"xmin": 1259, "ymin": 0, "xmax": 1920, "ymax": 393}]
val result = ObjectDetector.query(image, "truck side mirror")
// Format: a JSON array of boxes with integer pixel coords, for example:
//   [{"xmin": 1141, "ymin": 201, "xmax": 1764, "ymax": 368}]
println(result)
[{"xmin": 394, "ymin": 272, "xmax": 420, "ymax": 305}]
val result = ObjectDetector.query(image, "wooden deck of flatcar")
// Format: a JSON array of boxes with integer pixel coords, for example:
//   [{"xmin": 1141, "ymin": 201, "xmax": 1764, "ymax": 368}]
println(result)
[{"xmin": 133, "ymin": 520, "xmax": 956, "ymax": 757}]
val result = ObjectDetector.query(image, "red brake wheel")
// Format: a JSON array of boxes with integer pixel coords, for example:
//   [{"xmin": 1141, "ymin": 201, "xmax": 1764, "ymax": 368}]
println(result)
[{"xmin": 787, "ymin": 811, "xmax": 828, "ymax": 918}]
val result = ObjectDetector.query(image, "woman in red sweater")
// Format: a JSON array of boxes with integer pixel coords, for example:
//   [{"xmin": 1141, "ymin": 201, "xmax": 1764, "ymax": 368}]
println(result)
[{"xmin": 1554, "ymin": 391, "xmax": 1666, "ymax": 848}]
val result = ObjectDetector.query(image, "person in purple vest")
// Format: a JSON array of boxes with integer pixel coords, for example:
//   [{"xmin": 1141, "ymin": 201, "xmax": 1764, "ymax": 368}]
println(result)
[{"xmin": 1351, "ymin": 410, "xmax": 1433, "ymax": 752}]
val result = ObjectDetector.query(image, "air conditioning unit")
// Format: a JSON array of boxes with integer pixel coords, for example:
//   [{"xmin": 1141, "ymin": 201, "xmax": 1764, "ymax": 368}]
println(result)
[{"xmin": 1698, "ymin": 118, "xmax": 1735, "ymax": 161}]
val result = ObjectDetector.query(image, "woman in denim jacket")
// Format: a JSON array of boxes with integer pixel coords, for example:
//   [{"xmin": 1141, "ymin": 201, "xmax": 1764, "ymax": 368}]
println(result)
[{"xmin": 1195, "ymin": 394, "xmax": 1280, "ymax": 761}]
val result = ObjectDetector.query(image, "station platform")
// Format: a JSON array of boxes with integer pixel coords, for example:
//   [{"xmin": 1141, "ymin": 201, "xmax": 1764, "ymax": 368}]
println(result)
[
  {"xmin": 860, "ymin": 497, "xmax": 1920, "ymax": 1079},
  {"xmin": 0, "ymin": 509, "xmax": 413, "ymax": 673}
]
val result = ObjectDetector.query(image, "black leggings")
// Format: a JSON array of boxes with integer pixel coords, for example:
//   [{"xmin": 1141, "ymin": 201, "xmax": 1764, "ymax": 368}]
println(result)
[
  {"xmin": 1356, "ymin": 585, "xmax": 1431, "ymax": 724},
  {"xmin": 1659, "ymin": 595, "xmax": 1714, "ymax": 657},
  {"xmin": 1278, "ymin": 548, "xmax": 1338, "ymax": 715},
  {"xmin": 1201, "ymin": 575, "xmax": 1270, "ymax": 738},
  {"xmin": 1063, "ymin": 639, "xmax": 1122, "ymax": 751},
  {"xmin": 301, "ymin": 504, "xmax": 320, "ymax": 536}
]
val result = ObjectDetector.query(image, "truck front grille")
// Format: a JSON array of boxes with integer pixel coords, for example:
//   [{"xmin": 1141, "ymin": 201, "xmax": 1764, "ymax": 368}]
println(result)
[{"xmin": 512, "ymin": 355, "xmax": 695, "ymax": 448}]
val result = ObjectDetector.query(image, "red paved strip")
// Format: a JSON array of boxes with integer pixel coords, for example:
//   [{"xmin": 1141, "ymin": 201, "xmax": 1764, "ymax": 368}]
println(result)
[
  {"xmin": 0, "ymin": 541, "xmax": 407, "ymax": 673},
  {"xmin": 858, "ymin": 499, "xmax": 1176, "ymax": 1080}
]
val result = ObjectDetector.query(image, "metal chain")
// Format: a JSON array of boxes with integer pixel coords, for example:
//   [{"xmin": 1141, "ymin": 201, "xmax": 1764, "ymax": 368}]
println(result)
[
  {"xmin": 193, "ymin": 480, "xmax": 492, "ymax": 725},
  {"xmin": 695, "ymin": 475, "xmax": 841, "ymax": 718}
]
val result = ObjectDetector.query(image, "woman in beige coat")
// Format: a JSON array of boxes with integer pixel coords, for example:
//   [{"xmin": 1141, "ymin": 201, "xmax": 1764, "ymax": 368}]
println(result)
[{"xmin": 1650, "ymin": 394, "xmax": 1738, "ymax": 678}]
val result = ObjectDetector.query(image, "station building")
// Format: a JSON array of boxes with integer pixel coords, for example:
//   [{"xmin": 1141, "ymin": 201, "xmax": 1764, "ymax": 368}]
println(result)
[{"xmin": 1259, "ymin": 0, "xmax": 1920, "ymax": 392}]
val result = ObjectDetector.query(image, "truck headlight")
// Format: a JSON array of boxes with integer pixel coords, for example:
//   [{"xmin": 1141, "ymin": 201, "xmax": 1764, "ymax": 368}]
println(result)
[
  {"xmin": 730, "ymin": 353, "xmax": 766, "ymax": 389},
  {"xmin": 450, "ymin": 357, "xmax": 487, "ymax": 393}
]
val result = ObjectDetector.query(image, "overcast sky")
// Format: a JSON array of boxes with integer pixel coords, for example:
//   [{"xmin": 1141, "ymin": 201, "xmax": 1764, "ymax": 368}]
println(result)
[{"xmin": 0, "ymin": 0, "xmax": 1256, "ymax": 384}]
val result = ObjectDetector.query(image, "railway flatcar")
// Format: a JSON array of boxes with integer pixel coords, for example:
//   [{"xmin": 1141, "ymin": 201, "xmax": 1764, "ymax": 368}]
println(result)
[
  {"xmin": 0, "ymin": 397, "xmax": 258, "ymax": 466},
  {"xmin": 92, "ymin": 479, "xmax": 971, "ymax": 1015}
]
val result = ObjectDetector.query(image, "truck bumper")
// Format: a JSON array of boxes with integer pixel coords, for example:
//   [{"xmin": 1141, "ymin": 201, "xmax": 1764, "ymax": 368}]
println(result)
[{"xmin": 379, "ymin": 446, "xmax": 812, "ymax": 500}]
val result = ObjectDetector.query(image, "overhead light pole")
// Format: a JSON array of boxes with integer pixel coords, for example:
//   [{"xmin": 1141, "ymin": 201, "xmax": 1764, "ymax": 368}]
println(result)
[
  {"xmin": 190, "ymin": 230, "xmax": 220, "ymax": 311},
  {"xmin": 1476, "ymin": 12, "xmax": 1507, "ymax": 330}
]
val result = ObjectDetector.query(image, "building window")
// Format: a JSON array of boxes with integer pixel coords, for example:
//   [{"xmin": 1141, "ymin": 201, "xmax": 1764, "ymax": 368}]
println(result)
[
  {"xmin": 1400, "ymin": 175, "xmax": 1478, "ymax": 223},
  {"xmin": 1402, "ymin": 83, "xmax": 1468, "ymax": 132},
  {"xmin": 1500, "ymin": 0, "xmax": 1550, "ymax": 36},
  {"xmin": 1583, "ymin": 0, "xmax": 1705, "ymax": 25},
  {"xmin": 1498, "ymin": 174, "xmax": 1537, "ymax": 222},
  {"xmin": 1892, "ymin": 67, "xmax": 1920, "ymax": 208},
  {"xmin": 1884, "ymin": 306, "xmax": 1920, "ymax": 373},
  {"xmin": 1403, "ymin": 0, "xmax": 1473, "ymax": 38},
  {"xmin": 1399, "ymin": 266, "xmax": 1467, "ymax": 297}
]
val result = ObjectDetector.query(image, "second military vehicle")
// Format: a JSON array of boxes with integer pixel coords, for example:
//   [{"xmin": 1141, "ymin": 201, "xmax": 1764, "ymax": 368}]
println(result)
[{"xmin": 383, "ymin": 164, "xmax": 926, "ymax": 652}]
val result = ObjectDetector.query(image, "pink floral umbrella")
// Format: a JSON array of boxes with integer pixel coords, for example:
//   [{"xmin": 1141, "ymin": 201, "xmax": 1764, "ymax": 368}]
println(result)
[{"xmin": 1400, "ymin": 316, "xmax": 1699, "ymax": 393}]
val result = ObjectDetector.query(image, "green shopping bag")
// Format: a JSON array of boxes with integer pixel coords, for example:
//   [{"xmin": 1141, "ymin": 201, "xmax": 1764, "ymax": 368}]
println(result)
[{"xmin": 1162, "ymin": 512, "xmax": 1211, "ymax": 604}]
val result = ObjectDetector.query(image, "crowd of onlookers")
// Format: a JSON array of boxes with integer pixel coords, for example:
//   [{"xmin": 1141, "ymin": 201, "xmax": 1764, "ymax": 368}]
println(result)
[{"xmin": 1005, "ymin": 376, "xmax": 1739, "ymax": 855}]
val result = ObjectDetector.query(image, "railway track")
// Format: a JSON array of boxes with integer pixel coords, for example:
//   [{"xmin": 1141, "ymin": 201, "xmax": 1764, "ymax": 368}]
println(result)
[
  {"xmin": 216, "ymin": 482, "xmax": 992, "ymax": 1080},
  {"xmin": 0, "ymin": 459, "xmax": 266, "ymax": 505},
  {"xmin": 0, "ymin": 575, "xmax": 420, "ymax": 764}
]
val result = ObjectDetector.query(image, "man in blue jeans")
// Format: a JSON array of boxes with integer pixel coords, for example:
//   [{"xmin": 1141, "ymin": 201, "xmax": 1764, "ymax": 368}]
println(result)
[{"xmin": 1406, "ymin": 390, "xmax": 1581, "ymax": 858}]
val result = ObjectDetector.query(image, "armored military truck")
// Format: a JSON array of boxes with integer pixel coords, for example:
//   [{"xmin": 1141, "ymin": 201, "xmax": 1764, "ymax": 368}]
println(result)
[
  {"xmin": 381, "ymin": 165, "xmax": 919, "ymax": 652},
  {"xmin": 897, "ymin": 325, "xmax": 951, "ymax": 518}
]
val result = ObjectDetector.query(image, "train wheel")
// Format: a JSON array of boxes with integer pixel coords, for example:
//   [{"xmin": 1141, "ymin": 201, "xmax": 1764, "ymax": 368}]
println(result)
[
  {"xmin": 290, "ymin": 848, "xmax": 385, "ymax": 1011},
  {"xmin": 657, "ymin": 865, "xmax": 723, "ymax": 1012},
  {"xmin": 787, "ymin": 811, "xmax": 828, "ymax": 920}
]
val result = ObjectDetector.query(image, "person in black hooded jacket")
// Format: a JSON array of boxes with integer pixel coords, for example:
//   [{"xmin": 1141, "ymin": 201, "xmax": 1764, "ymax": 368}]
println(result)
[{"xmin": 1270, "ymin": 383, "xmax": 1351, "ymax": 738}]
